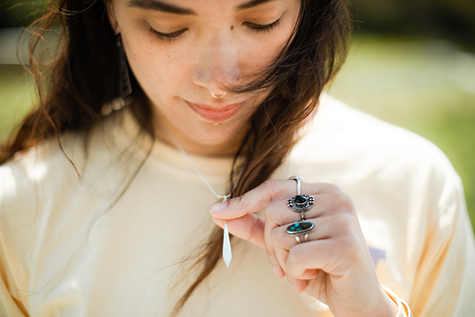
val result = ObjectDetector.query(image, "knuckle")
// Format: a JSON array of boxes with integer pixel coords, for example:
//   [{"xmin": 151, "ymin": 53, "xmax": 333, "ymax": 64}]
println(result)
[
  {"xmin": 333, "ymin": 191, "xmax": 355, "ymax": 212},
  {"xmin": 264, "ymin": 200, "xmax": 279, "ymax": 220},
  {"xmin": 264, "ymin": 207, "xmax": 272, "ymax": 221},
  {"xmin": 336, "ymin": 212, "xmax": 355, "ymax": 228},
  {"xmin": 286, "ymin": 246, "xmax": 301, "ymax": 267},
  {"xmin": 262, "ymin": 179, "xmax": 280, "ymax": 192},
  {"xmin": 333, "ymin": 213, "xmax": 359, "ymax": 241},
  {"xmin": 234, "ymin": 194, "xmax": 247, "ymax": 209},
  {"xmin": 258, "ymin": 179, "xmax": 281, "ymax": 202},
  {"xmin": 270, "ymin": 227, "xmax": 285, "ymax": 245},
  {"xmin": 330, "ymin": 183, "xmax": 342, "ymax": 192},
  {"xmin": 321, "ymin": 182, "xmax": 342, "ymax": 193},
  {"xmin": 265, "ymin": 248, "xmax": 278, "ymax": 266},
  {"xmin": 338, "ymin": 214, "xmax": 353, "ymax": 231},
  {"xmin": 247, "ymin": 215, "xmax": 261, "ymax": 241}
]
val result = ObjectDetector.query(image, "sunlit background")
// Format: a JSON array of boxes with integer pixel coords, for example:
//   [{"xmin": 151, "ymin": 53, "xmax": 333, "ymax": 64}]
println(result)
[{"xmin": 1, "ymin": 0, "xmax": 474, "ymax": 233}]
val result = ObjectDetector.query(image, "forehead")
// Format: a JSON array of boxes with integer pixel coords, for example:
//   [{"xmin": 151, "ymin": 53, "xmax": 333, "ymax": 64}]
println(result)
[{"xmin": 125, "ymin": 0, "xmax": 289, "ymax": 14}]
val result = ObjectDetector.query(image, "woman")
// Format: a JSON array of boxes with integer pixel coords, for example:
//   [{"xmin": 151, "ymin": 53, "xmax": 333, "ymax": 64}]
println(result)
[{"xmin": 1, "ymin": 0, "xmax": 474, "ymax": 316}]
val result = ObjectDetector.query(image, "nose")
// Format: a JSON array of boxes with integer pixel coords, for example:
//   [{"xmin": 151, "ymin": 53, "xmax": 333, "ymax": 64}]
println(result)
[{"xmin": 192, "ymin": 31, "xmax": 241, "ymax": 96}]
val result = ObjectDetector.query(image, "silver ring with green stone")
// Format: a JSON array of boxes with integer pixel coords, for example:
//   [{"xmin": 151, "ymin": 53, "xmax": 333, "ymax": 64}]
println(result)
[
  {"xmin": 294, "ymin": 234, "xmax": 309, "ymax": 243},
  {"xmin": 285, "ymin": 221, "xmax": 316, "ymax": 243}
]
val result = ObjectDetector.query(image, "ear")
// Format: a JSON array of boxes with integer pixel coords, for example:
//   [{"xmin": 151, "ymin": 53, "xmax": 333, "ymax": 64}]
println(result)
[{"xmin": 105, "ymin": 0, "xmax": 120, "ymax": 34}]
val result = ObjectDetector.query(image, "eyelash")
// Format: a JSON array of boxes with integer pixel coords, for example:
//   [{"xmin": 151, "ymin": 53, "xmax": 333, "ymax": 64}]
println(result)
[
  {"xmin": 148, "ymin": 27, "xmax": 187, "ymax": 41},
  {"xmin": 147, "ymin": 18, "xmax": 281, "ymax": 41},
  {"xmin": 244, "ymin": 18, "xmax": 281, "ymax": 32}
]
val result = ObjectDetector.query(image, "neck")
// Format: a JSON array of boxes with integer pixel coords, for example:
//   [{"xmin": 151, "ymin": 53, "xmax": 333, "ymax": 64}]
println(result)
[
  {"xmin": 154, "ymin": 118, "xmax": 246, "ymax": 158},
  {"xmin": 167, "ymin": 129, "xmax": 233, "ymax": 201},
  {"xmin": 159, "ymin": 133, "xmax": 241, "ymax": 157}
]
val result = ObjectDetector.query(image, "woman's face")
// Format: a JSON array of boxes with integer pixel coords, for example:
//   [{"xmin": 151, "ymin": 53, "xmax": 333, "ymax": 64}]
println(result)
[{"xmin": 109, "ymin": 0, "xmax": 300, "ymax": 156}]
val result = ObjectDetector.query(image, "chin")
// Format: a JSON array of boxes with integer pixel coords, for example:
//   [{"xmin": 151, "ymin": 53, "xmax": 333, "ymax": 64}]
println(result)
[{"xmin": 188, "ymin": 127, "xmax": 244, "ymax": 156}]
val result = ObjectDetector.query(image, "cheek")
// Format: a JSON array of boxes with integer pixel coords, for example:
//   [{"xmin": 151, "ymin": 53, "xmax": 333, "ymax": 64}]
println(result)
[
  {"xmin": 125, "ymin": 36, "xmax": 190, "ymax": 97},
  {"xmin": 240, "ymin": 33, "xmax": 292, "ymax": 74},
  {"xmin": 250, "ymin": 43, "xmax": 281, "ymax": 68}
]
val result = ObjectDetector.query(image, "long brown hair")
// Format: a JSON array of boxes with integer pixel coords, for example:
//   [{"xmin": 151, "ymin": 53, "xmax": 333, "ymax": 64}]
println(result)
[{"xmin": 1, "ymin": 0, "xmax": 351, "ymax": 314}]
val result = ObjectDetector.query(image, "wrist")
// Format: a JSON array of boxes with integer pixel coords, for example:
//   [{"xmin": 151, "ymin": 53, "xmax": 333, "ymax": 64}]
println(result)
[{"xmin": 331, "ymin": 285, "xmax": 399, "ymax": 317}]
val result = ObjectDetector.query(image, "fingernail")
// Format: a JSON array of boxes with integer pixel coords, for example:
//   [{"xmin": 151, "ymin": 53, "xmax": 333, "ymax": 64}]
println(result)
[
  {"xmin": 209, "ymin": 200, "xmax": 228, "ymax": 213},
  {"xmin": 288, "ymin": 281, "xmax": 297, "ymax": 293},
  {"xmin": 272, "ymin": 266, "xmax": 281, "ymax": 278}
]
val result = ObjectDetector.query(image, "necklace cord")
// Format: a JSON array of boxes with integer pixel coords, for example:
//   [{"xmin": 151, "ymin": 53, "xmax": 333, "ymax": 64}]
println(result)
[
  {"xmin": 164, "ymin": 128, "xmax": 234, "ymax": 267},
  {"xmin": 167, "ymin": 132, "xmax": 232, "ymax": 201}
]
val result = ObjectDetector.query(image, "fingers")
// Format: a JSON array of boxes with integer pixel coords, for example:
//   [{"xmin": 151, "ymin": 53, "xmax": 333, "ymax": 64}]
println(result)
[
  {"xmin": 271, "ymin": 214, "xmax": 336, "ymax": 271},
  {"xmin": 264, "ymin": 191, "xmax": 355, "ymax": 277},
  {"xmin": 285, "ymin": 238, "xmax": 363, "ymax": 280},
  {"xmin": 208, "ymin": 179, "xmax": 360, "ymax": 296},
  {"xmin": 209, "ymin": 186, "xmax": 349, "ymax": 257},
  {"xmin": 208, "ymin": 179, "xmax": 288, "ymax": 220},
  {"xmin": 208, "ymin": 180, "xmax": 341, "ymax": 259},
  {"xmin": 208, "ymin": 177, "xmax": 382, "ymax": 313},
  {"xmin": 284, "ymin": 213, "xmax": 371, "ymax": 280},
  {"xmin": 286, "ymin": 275, "xmax": 307, "ymax": 294},
  {"xmin": 209, "ymin": 179, "xmax": 340, "ymax": 220},
  {"xmin": 211, "ymin": 213, "xmax": 266, "ymax": 249},
  {"xmin": 287, "ymin": 240, "xmax": 338, "ymax": 278}
]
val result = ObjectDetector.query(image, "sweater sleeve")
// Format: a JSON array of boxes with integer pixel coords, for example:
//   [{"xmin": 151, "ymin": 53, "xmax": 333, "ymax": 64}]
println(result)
[
  {"xmin": 0, "ymin": 168, "xmax": 29, "ymax": 317},
  {"xmin": 383, "ymin": 286, "xmax": 413, "ymax": 317},
  {"xmin": 0, "ymin": 250, "xmax": 29, "ymax": 317},
  {"xmin": 408, "ymin": 171, "xmax": 475, "ymax": 316}
]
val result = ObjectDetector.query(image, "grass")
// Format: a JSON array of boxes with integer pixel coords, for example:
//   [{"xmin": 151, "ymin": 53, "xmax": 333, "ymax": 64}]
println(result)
[
  {"xmin": 0, "ymin": 64, "xmax": 36, "ymax": 139},
  {"xmin": 329, "ymin": 35, "xmax": 475, "ymax": 232},
  {"xmin": 1, "ymin": 34, "xmax": 474, "ymax": 232}
]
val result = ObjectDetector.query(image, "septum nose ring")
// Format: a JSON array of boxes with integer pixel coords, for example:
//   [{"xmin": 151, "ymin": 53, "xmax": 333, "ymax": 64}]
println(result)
[{"xmin": 211, "ymin": 91, "xmax": 226, "ymax": 99}]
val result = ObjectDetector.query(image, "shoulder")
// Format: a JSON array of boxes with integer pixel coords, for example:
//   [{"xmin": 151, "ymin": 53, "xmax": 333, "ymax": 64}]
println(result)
[
  {"xmin": 293, "ymin": 94, "xmax": 458, "ymax": 181},
  {"xmin": 0, "ymin": 108, "xmax": 146, "ymax": 222},
  {"xmin": 0, "ymin": 132, "xmax": 84, "ymax": 221},
  {"xmin": 288, "ymin": 95, "xmax": 464, "ymax": 223},
  {"xmin": 297, "ymin": 95, "xmax": 446, "ymax": 162}
]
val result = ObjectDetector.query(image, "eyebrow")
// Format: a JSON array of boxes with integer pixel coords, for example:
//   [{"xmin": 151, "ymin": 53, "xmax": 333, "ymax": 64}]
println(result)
[
  {"xmin": 127, "ymin": 0, "xmax": 276, "ymax": 14},
  {"xmin": 237, "ymin": 0, "xmax": 274, "ymax": 10},
  {"xmin": 127, "ymin": 0, "xmax": 196, "ymax": 14}
]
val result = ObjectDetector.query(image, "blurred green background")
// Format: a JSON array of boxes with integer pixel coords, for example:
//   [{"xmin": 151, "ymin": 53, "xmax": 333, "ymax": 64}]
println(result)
[{"xmin": 1, "ymin": 0, "xmax": 474, "ymax": 232}]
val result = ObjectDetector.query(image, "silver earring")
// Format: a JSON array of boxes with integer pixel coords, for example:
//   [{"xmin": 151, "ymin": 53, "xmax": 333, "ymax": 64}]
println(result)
[
  {"xmin": 211, "ymin": 91, "xmax": 226, "ymax": 99},
  {"xmin": 116, "ymin": 33, "xmax": 132, "ymax": 98}
]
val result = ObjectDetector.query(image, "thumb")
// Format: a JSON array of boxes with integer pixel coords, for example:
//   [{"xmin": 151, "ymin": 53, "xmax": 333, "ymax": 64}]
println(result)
[{"xmin": 210, "ymin": 213, "xmax": 266, "ymax": 249}]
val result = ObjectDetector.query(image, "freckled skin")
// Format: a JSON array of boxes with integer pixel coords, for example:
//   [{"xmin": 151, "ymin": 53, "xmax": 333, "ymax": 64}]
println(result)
[{"xmin": 108, "ymin": 0, "xmax": 300, "ymax": 156}]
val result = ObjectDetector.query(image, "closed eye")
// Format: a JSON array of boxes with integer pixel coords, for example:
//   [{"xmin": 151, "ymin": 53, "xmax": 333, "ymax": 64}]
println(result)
[
  {"xmin": 244, "ymin": 18, "xmax": 281, "ymax": 32},
  {"xmin": 148, "ymin": 26, "xmax": 188, "ymax": 41}
]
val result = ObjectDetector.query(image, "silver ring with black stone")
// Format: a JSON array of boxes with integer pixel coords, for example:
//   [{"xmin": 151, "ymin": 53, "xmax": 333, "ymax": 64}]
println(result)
[
  {"xmin": 288, "ymin": 176, "xmax": 303, "ymax": 195},
  {"xmin": 287, "ymin": 176, "xmax": 315, "ymax": 217},
  {"xmin": 286, "ymin": 176, "xmax": 316, "ymax": 243},
  {"xmin": 287, "ymin": 194, "xmax": 314, "ymax": 214}
]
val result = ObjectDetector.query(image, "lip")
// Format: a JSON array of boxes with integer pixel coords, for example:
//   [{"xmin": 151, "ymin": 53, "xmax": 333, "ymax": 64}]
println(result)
[{"xmin": 187, "ymin": 102, "xmax": 242, "ymax": 122}]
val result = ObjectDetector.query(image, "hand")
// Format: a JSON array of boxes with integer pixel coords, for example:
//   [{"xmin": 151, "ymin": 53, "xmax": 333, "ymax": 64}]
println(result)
[{"xmin": 209, "ymin": 179, "xmax": 397, "ymax": 317}]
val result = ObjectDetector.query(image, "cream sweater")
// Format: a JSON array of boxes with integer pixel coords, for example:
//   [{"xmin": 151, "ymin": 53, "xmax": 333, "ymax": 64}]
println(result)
[{"xmin": 1, "ymin": 96, "xmax": 474, "ymax": 316}]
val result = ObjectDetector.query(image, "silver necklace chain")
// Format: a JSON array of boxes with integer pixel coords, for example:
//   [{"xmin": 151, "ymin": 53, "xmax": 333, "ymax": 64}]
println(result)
[
  {"xmin": 166, "ymin": 132, "xmax": 233, "ymax": 267},
  {"xmin": 172, "ymin": 138, "xmax": 232, "ymax": 202}
]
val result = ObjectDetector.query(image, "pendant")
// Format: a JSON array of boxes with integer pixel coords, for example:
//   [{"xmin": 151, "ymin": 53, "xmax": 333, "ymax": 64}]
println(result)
[{"xmin": 223, "ymin": 221, "xmax": 232, "ymax": 267}]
